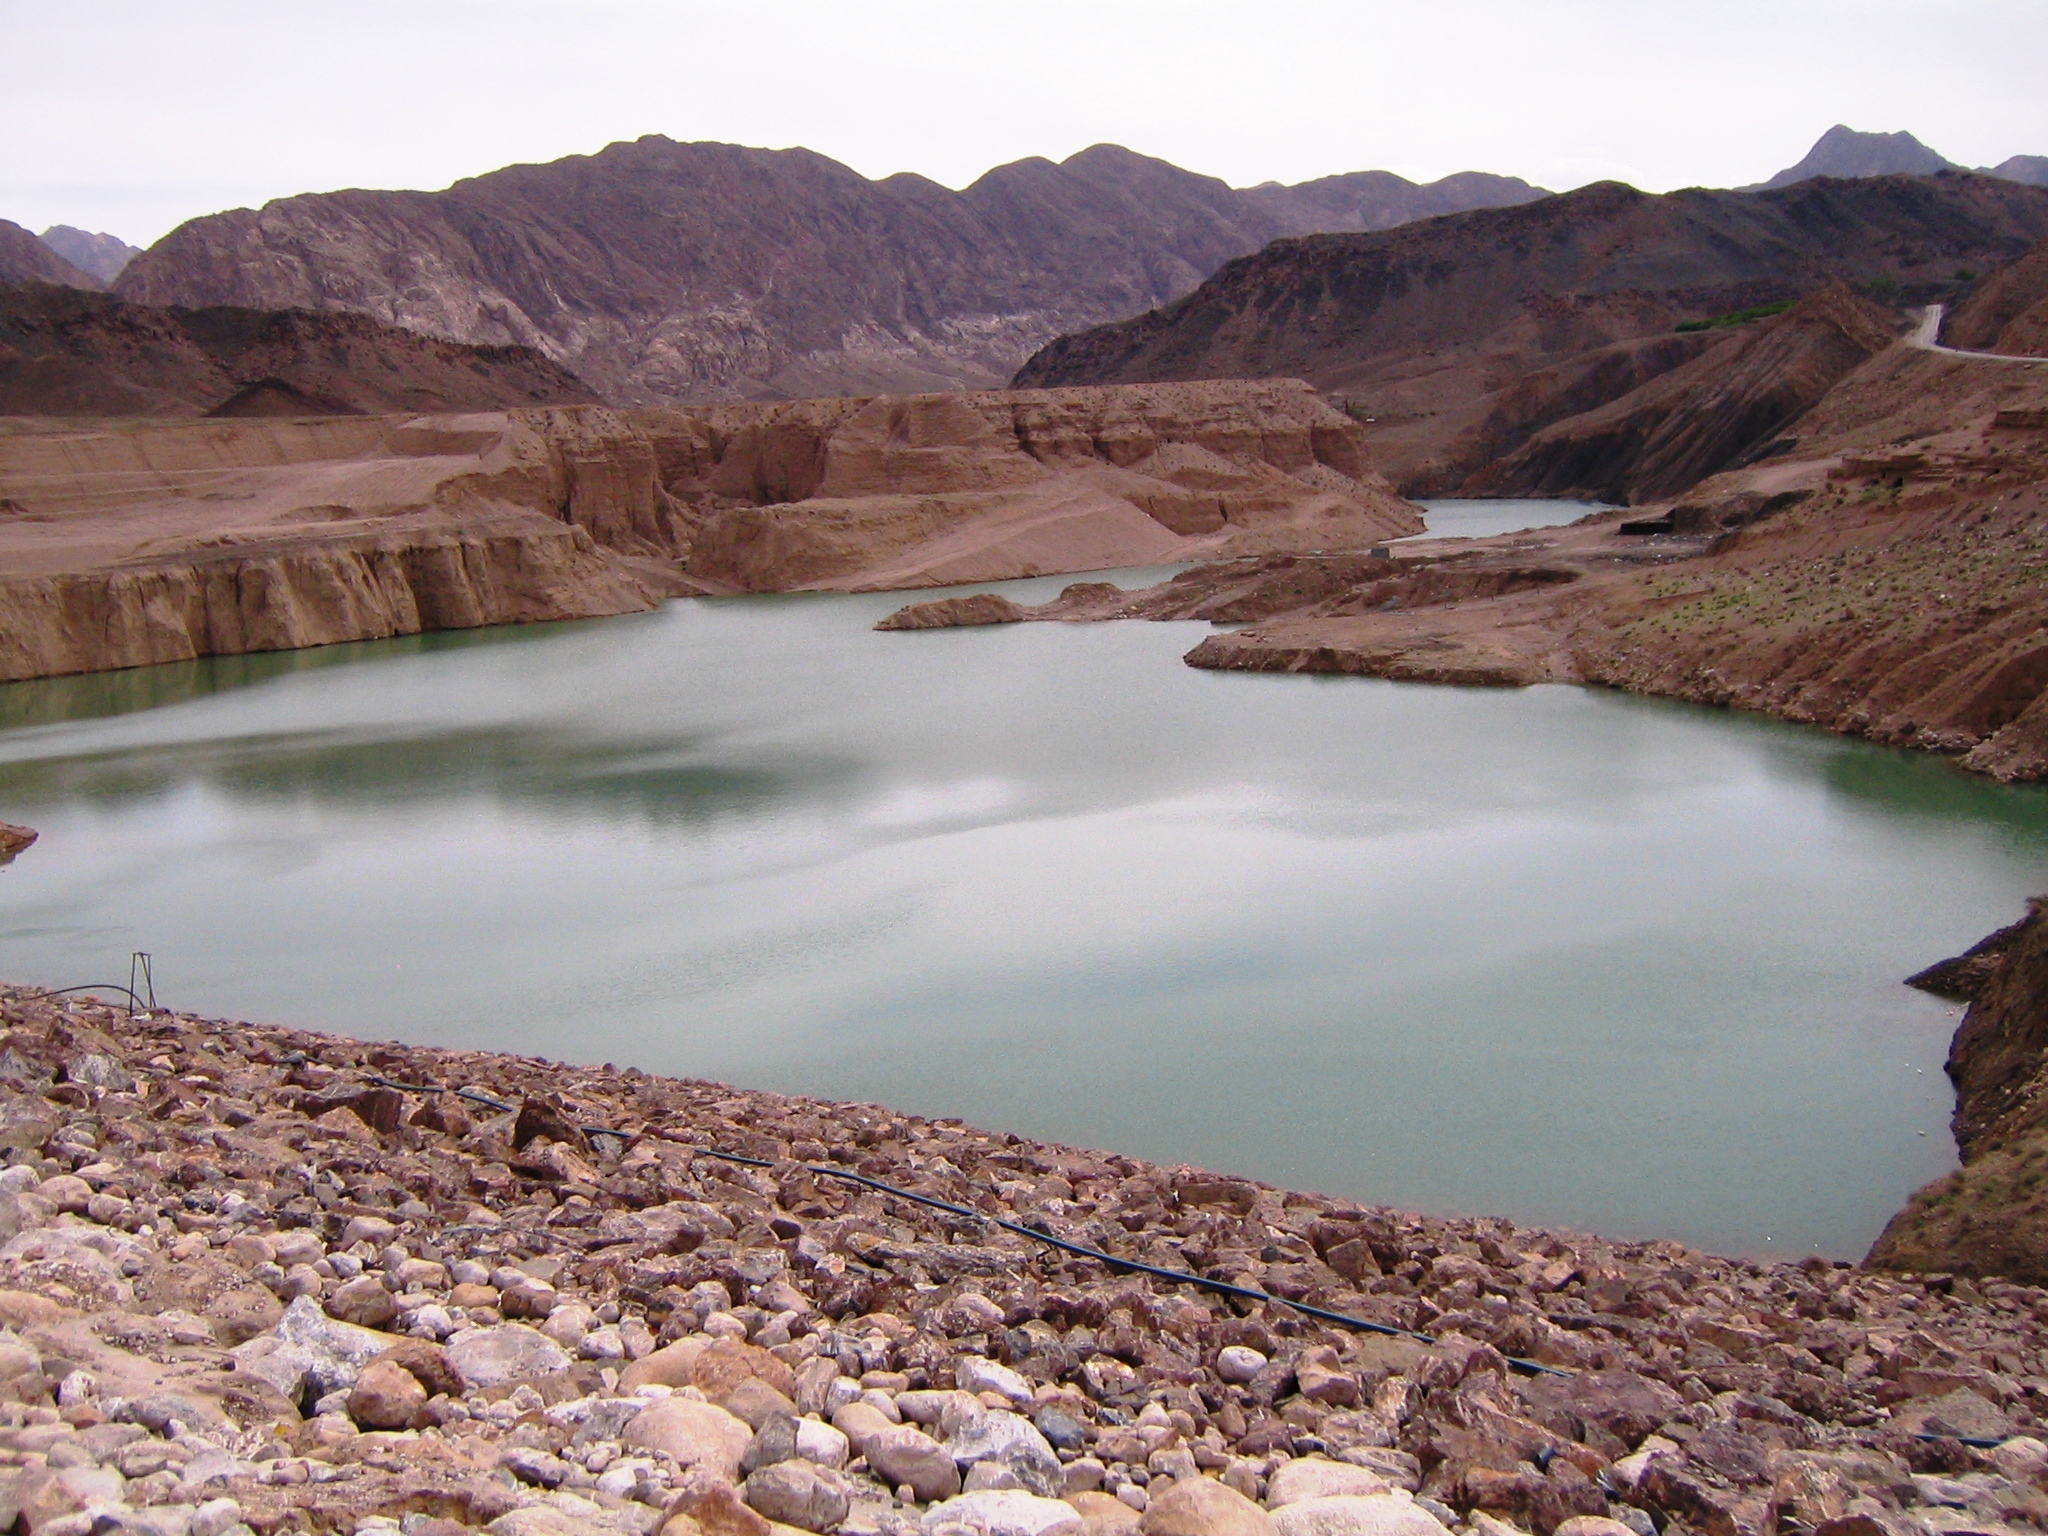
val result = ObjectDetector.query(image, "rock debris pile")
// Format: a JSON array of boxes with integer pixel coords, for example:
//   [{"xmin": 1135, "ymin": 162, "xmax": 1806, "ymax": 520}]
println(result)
[{"xmin": 0, "ymin": 984, "xmax": 2044, "ymax": 1536}]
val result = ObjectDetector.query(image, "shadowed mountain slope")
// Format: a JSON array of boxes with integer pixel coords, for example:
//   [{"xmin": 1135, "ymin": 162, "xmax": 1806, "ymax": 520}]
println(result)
[
  {"xmin": 1948, "ymin": 238, "xmax": 2048, "ymax": 357},
  {"xmin": 0, "ymin": 221, "xmax": 100, "ymax": 290},
  {"xmin": 1016, "ymin": 173, "xmax": 2048, "ymax": 493},
  {"xmin": 112, "ymin": 138, "xmax": 1542, "ymax": 405},
  {"xmin": 0, "ymin": 282, "xmax": 601, "ymax": 418}
]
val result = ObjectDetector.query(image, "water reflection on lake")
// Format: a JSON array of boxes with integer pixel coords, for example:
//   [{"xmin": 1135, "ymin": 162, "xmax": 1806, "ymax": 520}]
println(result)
[{"xmin": 0, "ymin": 520, "xmax": 2039, "ymax": 1259}]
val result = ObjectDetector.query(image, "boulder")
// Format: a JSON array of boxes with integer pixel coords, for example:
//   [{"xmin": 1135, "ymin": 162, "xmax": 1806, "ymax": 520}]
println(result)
[
  {"xmin": 1144, "ymin": 1476, "xmax": 1277, "ymax": 1534},
  {"xmin": 1293, "ymin": 1347, "xmax": 1361, "ymax": 1407},
  {"xmin": 1552, "ymin": 1520, "xmax": 1641, "ymax": 1536},
  {"xmin": 956, "ymin": 1356, "xmax": 1034, "ymax": 1405},
  {"xmin": 947, "ymin": 1410, "xmax": 1063, "ymax": 1497},
  {"xmin": 920, "ymin": 1489, "xmax": 1084, "ymax": 1535},
  {"xmin": 231, "ymin": 1293, "xmax": 392, "ymax": 1403},
  {"xmin": 622, "ymin": 1336, "xmax": 708, "ymax": 1391},
  {"xmin": 445, "ymin": 1323, "xmax": 572, "ymax": 1392},
  {"xmin": 692, "ymin": 1337, "xmax": 797, "ymax": 1402},
  {"xmin": 372, "ymin": 1337, "xmax": 462, "ymax": 1399},
  {"xmin": 1068, "ymin": 1491, "xmax": 1142, "ymax": 1533},
  {"xmin": 1271, "ymin": 1495, "xmax": 1452, "ymax": 1536},
  {"xmin": 1217, "ymin": 1346, "xmax": 1268, "ymax": 1384},
  {"xmin": 742, "ymin": 1459, "xmax": 851, "ymax": 1532},
  {"xmin": 663, "ymin": 1475, "xmax": 771, "ymax": 1536},
  {"xmin": 830, "ymin": 1400, "xmax": 897, "ymax": 1457},
  {"xmin": 326, "ymin": 1274, "xmax": 400, "ymax": 1330},
  {"xmin": 794, "ymin": 1417, "xmax": 849, "ymax": 1470},
  {"xmin": 720, "ymin": 1375, "xmax": 799, "ymax": 1430},
  {"xmin": 867, "ymin": 1423, "xmax": 963, "ymax": 1502},
  {"xmin": 347, "ymin": 1356, "xmax": 427, "ymax": 1429},
  {"xmin": 1267, "ymin": 1461, "xmax": 1392, "ymax": 1507},
  {"xmin": 621, "ymin": 1398, "xmax": 754, "ymax": 1481}
]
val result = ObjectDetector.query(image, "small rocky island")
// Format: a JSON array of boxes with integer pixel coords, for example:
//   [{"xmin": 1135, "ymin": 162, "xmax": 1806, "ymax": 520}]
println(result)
[{"xmin": 1, "ymin": 976, "xmax": 2047, "ymax": 1536}]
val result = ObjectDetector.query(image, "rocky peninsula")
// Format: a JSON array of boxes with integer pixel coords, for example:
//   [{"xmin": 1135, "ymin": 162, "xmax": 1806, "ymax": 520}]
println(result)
[{"xmin": 0, "ymin": 981, "xmax": 2046, "ymax": 1536}]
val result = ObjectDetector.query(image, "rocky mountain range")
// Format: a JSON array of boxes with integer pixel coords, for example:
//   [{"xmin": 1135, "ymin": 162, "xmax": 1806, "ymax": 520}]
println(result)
[
  {"xmin": 0, "ymin": 281, "xmax": 600, "ymax": 418},
  {"xmin": 108, "ymin": 138, "xmax": 1544, "ymax": 405},
  {"xmin": 1015, "ymin": 172, "xmax": 2048, "ymax": 494}
]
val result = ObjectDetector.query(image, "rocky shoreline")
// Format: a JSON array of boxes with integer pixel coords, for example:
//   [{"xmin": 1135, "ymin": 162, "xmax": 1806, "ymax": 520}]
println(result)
[{"xmin": 2, "ymin": 984, "xmax": 2047, "ymax": 1536}]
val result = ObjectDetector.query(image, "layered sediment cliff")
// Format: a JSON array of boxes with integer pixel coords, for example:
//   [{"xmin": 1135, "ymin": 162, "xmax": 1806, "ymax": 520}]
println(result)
[
  {"xmin": 1869, "ymin": 901, "xmax": 2048, "ymax": 1280},
  {"xmin": 887, "ymin": 340, "xmax": 2048, "ymax": 783},
  {"xmin": 0, "ymin": 381, "xmax": 1418, "ymax": 681}
]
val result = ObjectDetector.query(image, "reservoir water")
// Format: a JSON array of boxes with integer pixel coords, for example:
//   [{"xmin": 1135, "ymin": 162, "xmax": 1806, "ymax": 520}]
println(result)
[{"xmin": 0, "ymin": 503, "xmax": 2044, "ymax": 1259}]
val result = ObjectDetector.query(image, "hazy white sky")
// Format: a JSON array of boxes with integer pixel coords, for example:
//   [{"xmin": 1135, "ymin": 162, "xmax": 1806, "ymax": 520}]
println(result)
[{"xmin": 8, "ymin": 0, "xmax": 2046, "ymax": 248}]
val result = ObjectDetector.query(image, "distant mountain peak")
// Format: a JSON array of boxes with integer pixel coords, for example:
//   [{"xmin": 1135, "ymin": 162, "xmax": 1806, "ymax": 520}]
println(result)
[
  {"xmin": 1762, "ymin": 125, "xmax": 1956, "ymax": 189},
  {"xmin": 38, "ymin": 225, "xmax": 142, "ymax": 284}
]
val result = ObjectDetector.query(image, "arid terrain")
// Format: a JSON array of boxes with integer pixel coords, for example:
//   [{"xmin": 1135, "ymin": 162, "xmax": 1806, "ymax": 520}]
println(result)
[
  {"xmin": 0, "ymin": 379, "xmax": 1417, "ymax": 681},
  {"xmin": 109, "ymin": 139, "xmax": 1542, "ymax": 405},
  {"xmin": 2, "ymin": 978, "xmax": 2048, "ymax": 1536},
  {"xmin": 895, "ymin": 304, "xmax": 2048, "ymax": 786},
  {"xmin": 1015, "ymin": 174, "xmax": 2048, "ymax": 497}
]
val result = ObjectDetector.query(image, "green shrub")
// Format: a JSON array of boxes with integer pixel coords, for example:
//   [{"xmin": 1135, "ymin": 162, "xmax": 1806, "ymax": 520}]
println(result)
[{"xmin": 1676, "ymin": 300, "xmax": 1796, "ymax": 333}]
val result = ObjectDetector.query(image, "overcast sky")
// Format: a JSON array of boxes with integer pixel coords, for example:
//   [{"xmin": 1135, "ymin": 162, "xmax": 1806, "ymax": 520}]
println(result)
[{"xmin": 8, "ymin": 0, "xmax": 2046, "ymax": 248}]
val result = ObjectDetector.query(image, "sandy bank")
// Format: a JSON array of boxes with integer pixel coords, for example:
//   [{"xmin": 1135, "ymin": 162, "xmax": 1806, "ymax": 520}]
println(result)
[{"xmin": 0, "ymin": 381, "xmax": 1420, "ymax": 683}]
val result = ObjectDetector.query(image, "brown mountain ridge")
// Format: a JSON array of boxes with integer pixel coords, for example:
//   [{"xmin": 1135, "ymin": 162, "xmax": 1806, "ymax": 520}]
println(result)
[
  {"xmin": 112, "ymin": 137, "xmax": 1543, "ymax": 406},
  {"xmin": 0, "ymin": 281, "xmax": 601, "ymax": 419},
  {"xmin": 1016, "ymin": 172, "xmax": 2048, "ymax": 497}
]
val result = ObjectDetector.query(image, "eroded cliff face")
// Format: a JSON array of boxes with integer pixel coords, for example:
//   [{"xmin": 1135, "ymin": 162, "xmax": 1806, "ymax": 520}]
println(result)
[
  {"xmin": 1869, "ymin": 901, "xmax": 2048, "ymax": 1280},
  {"xmin": 0, "ymin": 381, "xmax": 1418, "ymax": 680},
  {"xmin": 884, "ymin": 338, "xmax": 2048, "ymax": 785}
]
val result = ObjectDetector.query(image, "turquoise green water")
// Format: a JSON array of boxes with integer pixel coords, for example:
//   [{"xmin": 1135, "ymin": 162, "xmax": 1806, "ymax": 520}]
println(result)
[{"xmin": 0, "ymin": 531, "xmax": 2042, "ymax": 1259}]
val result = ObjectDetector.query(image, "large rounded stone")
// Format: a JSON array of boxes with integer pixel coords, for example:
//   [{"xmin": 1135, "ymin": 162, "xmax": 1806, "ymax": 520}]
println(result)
[
  {"xmin": 1217, "ymin": 1346, "xmax": 1268, "ymax": 1384},
  {"xmin": 1145, "ymin": 1476, "xmax": 1277, "ymax": 1535},
  {"xmin": 867, "ymin": 1423, "xmax": 963, "ymax": 1502},
  {"xmin": 1266, "ymin": 1460, "xmax": 1392, "ymax": 1508},
  {"xmin": 620, "ymin": 1336, "xmax": 708, "ymax": 1391},
  {"xmin": 445, "ymin": 1323, "xmax": 572, "ymax": 1392},
  {"xmin": 1271, "ymin": 1495, "xmax": 1453, "ymax": 1536},
  {"xmin": 830, "ymin": 1400, "xmax": 897, "ymax": 1457},
  {"xmin": 346, "ymin": 1357, "xmax": 426, "ymax": 1429},
  {"xmin": 919, "ymin": 1489, "xmax": 1083, "ymax": 1535},
  {"xmin": 742, "ymin": 1459, "xmax": 851, "ymax": 1533},
  {"xmin": 326, "ymin": 1274, "xmax": 399, "ymax": 1330},
  {"xmin": 620, "ymin": 1397, "xmax": 754, "ymax": 1481}
]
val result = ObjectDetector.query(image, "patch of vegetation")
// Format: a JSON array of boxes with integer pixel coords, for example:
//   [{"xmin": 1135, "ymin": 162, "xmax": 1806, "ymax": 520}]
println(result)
[{"xmin": 1676, "ymin": 300, "xmax": 1795, "ymax": 333}]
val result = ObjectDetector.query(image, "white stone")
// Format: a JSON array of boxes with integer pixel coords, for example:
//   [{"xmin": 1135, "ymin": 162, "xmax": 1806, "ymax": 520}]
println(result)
[
  {"xmin": 1272, "ymin": 1494, "xmax": 1453, "ymax": 1536},
  {"xmin": 1266, "ymin": 1459, "xmax": 1393, "ymax": 1507},
  {"xmin": 795, "ymin": 1417, "xmax": 851, "ymax": 1469},
  {"xmin": 954, "ymin": 1357, "xmax": 1033, "ymax": 1406},
  {"xmin": 919, "ymin": 1489, "xmax": 1084, "ymax": 1535},
  {"xmin": 1217, "ymin": 1345, "xmax": 1269, "ymax": 1383},
  {"xmin": 446, "ymin": 1324, "xmax": 573, "ymax": 1392}
]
